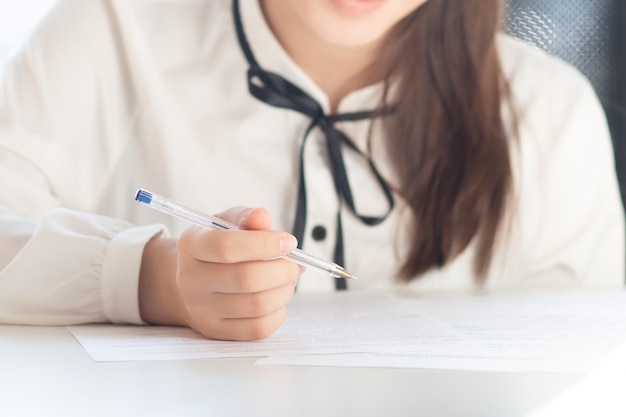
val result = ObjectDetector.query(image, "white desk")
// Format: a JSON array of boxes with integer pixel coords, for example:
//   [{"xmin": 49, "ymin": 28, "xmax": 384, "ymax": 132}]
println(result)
[{"xmin": 0, "ymin": 325, "xmax": 587, "ymax": 417}]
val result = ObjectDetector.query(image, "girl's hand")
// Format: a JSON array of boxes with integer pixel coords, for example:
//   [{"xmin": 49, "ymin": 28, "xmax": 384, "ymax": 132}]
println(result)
[{"xmin": 139, "ymin": 207, "xmax": 301, "ymax": 341}]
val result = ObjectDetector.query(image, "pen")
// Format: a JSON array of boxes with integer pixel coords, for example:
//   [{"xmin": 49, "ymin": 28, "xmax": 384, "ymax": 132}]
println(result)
[{"xmin": 134, "ymin": 189, "xmax": 357, "ymax": 280}]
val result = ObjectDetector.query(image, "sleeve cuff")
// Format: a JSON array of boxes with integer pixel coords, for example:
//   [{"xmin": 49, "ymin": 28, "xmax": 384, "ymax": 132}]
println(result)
[{"xmin": 100, "ymin": 224, "xmax": 167, "ymax": 324}]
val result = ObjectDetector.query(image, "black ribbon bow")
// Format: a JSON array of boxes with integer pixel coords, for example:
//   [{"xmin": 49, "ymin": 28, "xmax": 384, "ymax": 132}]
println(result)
[{"xmin": 232, "ymin": 0, "xmax": 395, "ymax": 289}]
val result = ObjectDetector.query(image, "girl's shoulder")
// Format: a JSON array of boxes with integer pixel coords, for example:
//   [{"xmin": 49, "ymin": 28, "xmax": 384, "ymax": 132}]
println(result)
[{"xmin": 496, "ymin": 33, "xmax": 596, "ymax": 101}]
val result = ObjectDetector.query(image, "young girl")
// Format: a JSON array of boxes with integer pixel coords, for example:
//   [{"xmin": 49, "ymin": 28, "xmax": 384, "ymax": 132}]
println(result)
[{"xmin": 0, "ymin": 0, "xmax": 623, "ymax": 340}]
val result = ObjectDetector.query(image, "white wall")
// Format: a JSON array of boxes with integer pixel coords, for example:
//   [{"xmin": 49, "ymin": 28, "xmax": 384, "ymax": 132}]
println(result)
[{"xmin": 0, "ymin": 0, "xmax": 58, "ymax": 67}]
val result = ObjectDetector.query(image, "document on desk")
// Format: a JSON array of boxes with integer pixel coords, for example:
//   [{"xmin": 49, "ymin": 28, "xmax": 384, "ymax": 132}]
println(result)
[
  {"xmin": 68, "ymin": 290, "xmax": 626, "ymax": 372},
  {"xmin": 68, "ymin": 291, "xmax": 466, "ymax": 362}
]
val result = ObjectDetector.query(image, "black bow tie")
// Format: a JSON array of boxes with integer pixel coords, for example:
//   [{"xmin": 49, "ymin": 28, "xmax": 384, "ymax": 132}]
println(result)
[{"xmin": 232, "ymin": 0, "xmax": 394, "ymax": 289}]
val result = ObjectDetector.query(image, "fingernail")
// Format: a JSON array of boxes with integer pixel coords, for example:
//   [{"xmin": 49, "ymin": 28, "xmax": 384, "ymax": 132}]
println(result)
[{"xmin": 279, "ymin": 235, "xmax": 298, "ymax": 253}]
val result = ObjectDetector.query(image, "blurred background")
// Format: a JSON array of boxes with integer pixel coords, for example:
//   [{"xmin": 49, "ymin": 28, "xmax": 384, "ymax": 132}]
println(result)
[{"xmin": 0, "ymin": 0, "xmax": 57, "ymax": 70}]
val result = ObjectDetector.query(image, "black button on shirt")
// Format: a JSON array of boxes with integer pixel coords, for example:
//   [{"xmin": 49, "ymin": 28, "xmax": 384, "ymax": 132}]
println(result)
[{"xmin": 311, "ymin": 225, "xmax": 327, "ymax": 241}]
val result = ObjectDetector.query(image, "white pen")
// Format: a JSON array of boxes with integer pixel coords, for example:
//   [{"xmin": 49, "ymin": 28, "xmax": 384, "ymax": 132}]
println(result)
[{"xmin": 134, "ymin": 189, "xmax": 357, "ymax": 280}]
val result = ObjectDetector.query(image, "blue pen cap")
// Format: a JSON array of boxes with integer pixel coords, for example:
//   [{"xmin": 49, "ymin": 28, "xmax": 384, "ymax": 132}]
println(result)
[{"xmin": 135, "ymin": 189, "xmax": 153, "ymax": 204}]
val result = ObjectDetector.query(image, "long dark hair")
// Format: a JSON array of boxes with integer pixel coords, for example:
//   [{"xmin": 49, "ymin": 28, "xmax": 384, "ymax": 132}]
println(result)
[{"xmin": 380, "ymin": 0, "xmax": 514, "ymax": 282}]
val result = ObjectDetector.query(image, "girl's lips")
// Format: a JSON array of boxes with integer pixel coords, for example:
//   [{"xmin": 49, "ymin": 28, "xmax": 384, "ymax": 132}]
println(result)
[{"xmin": 328, "ymin": 0, "xmax": 387, "ymax": 16}]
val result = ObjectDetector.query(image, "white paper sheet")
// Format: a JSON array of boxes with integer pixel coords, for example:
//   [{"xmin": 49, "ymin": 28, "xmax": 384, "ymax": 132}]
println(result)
[
  {"xmin": 68, "ymin": 291, "xmax": 468, "ymax": 362},
  {"xmin": 258, "ymin": 291, "xmax": 626, "ymax": 372},
  {"xmin": 68, "ymin": 290, "xmax": 626, "ymax": 372}
]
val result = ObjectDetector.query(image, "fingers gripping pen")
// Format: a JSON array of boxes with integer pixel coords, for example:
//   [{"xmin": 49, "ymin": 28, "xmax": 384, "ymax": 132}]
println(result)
[{"xmin": 134, "ymin": 189, "xmax": 357, "ymax": 280}]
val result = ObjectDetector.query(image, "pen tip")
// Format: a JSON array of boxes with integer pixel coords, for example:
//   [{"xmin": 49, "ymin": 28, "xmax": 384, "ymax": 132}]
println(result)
[{"xmin": 337, "ymin": 269, "xmax": 358, "ymax": 280}]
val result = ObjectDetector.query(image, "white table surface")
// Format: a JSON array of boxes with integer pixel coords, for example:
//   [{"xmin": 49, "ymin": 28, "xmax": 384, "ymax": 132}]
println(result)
[{"xmin": 0, "ymin": 325, "xmax": 588, "ymax": 417}]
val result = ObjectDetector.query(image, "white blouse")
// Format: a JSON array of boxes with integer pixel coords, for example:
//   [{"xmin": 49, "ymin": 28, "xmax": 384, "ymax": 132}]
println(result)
[{"xmin": 0, "ymin": 0, "xmax": 623, "ymax": 325}]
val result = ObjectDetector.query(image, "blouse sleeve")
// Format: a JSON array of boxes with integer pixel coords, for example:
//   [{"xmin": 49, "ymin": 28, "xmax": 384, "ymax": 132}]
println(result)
[
  {"xmin": 0, "ymin": 0, "xmax": 167, "ymax": 325},
  {"xmin": 0, "ymin": 205, "xmax": 165, "ymax": 325}
]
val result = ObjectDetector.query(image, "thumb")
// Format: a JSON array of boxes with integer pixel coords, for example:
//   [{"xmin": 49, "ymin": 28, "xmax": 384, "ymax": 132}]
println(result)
[{"xmin": 214, "ymin": 206, "xmax": 273, "ymax": 231}]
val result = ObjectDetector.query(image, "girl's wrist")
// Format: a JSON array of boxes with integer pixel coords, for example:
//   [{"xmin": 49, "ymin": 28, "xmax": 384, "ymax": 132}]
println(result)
[{"xmin": 138, "ymin": 236, "xmax": 187, "ymax": 327}]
